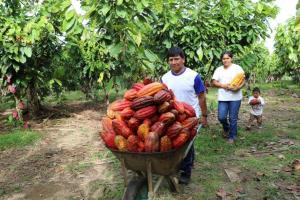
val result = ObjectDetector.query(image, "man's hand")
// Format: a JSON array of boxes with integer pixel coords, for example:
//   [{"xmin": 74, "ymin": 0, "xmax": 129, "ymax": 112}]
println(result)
[{"xmin": 200, "ymin": 116, "xmax": 208, "ymax": 127}]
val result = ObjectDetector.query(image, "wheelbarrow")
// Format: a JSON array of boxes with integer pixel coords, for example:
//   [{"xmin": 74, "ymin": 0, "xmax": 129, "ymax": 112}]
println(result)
[{"xmin": 110, "ymin": 125, "xmax": 202, "ymax": 200}]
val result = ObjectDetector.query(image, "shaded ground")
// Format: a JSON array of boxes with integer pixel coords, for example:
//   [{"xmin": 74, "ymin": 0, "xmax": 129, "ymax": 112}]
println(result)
[{"xmin": 0, "ymin": 86, "xmax": 299, "ymax": 200}]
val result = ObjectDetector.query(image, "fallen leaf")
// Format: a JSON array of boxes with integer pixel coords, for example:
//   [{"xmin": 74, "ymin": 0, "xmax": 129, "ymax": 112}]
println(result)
[
  {"xmin": 256, "ymin": 172, "xmax": 265, "ymax": 177},
  {"xmin": 216, "ymin": 188, "xmax": 227, "ymax": 199},
  {"xmin": 278, "ymin": 154, "xmax": 285, "ymax": 160},
  {"xmin": 292, "ymin": 160, "xmax": 300, "ymax": 170},
  {"xmin": 225, "ymin": 168, "xmax": 241, "ymax": 182},
  {"xmin": 282, "ymin": 167, "xmax": 293, "ymax": 172}
]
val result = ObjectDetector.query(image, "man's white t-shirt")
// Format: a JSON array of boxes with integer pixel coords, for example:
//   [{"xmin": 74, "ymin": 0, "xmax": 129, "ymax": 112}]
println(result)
[
  {"xmin": 212, "ymin": 64, "xmax": 244, "ymax": 101},
  {"xmin": 248, "ymin": 96, "xmax": 265, "ymax": 115},
  {"xmin": 161, "ymin": 68, "xmax": 205, "ymax": 117}
]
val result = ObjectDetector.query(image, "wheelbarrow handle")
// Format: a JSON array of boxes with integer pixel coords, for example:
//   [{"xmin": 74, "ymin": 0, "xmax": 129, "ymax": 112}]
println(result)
[{"xmin": 183, "ymin": 124, "xmax": 202, "ymax": 157}]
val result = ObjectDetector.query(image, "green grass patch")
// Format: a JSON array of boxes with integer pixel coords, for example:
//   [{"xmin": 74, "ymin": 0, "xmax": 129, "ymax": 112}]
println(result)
[
  {"xmin": 66, "ymin": 162, "xmax": 93, "ymax": 174},
  {"xmin": 0, "ymin": 130, "xmax": 41, "ymax": 150}
]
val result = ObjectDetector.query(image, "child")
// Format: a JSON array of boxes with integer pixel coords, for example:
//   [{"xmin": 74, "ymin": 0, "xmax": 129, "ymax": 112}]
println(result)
[{"xmin": 246, "ymin": 87, "xmax": 265, "ymax": 130}]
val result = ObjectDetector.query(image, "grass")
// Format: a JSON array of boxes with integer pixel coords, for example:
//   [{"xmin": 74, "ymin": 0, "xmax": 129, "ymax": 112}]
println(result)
[
  {"xmin": 66, "ymin": 162, "xmax": 93, "ymax": 174},
  {"xmin": 0, "ymin": 129, "xmax": 41, "ymax": 151}
]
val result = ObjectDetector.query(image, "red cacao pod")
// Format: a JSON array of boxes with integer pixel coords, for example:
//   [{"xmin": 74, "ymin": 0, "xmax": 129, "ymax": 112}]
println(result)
[
  {"xmin": 154, "ymin": 90, "xmax": 172, "ymax": 104},
  {"xmin": 120, "ymin": 107, "xmax": 135, "ymax": 118},
  {"xmin": 182, "ymin": 117, "xmax": 198, "ymax": 130},
  {"xmin": 132, "ymin": 83, "xmax": 144, "ymax": 91},
  {"xmin": 131, "ymin": 96, "xmax": 155, "ymax": 110},
  {"xmin": 145, "ymin": 132, "xmax": 159, "ymax": 152},
  {"xmin": 182, "ymin": 102, "xmax": 196, "ymax": 117},
  {"xmin": 173, "ymin": 100, "xmax": 185, "ymax": 114},
  {"xmin": 100, "ymin": 132, "xmax": 116, "ymax": 149},
  {"xmin": 158, "ymin": 101, "xmax": 171, "ymax": 113},
  {"xmin": 150, "ymin": 121, "xmax": 166, "ymax": 137},
  {"xmin": 166, "ymin": 121, "xmax": 183, "ymax": 139},
  {"xmin": 134, "ymin": 106, "xmax": 157, "ymax": 120},
  {"xmin": 127, "ymin": 135, "xmax": 139, "ymax": 152},
  {"xmin": 101, "ymin": 117, "xmax": 116, "ymax": 135},
  {"xmin": 128, "ymin": 117, "xmax": 140, "ymax": 131},
  {"xmin": 159, "ymin": 112, "xmax": 175, "ymax": 125},
  {"xmin": 112, "ymin": 119, "xmax": 133, "ymax": 138}
]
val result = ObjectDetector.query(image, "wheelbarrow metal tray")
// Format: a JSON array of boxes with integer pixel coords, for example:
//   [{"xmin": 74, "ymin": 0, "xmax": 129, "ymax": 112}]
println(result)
[{"xmin": 110, "ymin": 139, "xmax": 193, "ymax": 176}]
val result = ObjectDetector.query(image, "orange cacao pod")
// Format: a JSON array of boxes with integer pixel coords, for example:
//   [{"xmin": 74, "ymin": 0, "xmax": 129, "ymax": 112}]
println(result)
[
  {"xmin": 110, "ymin": 99, "xmax": 132, "ymax": 111},
  {"xmin": 160, "ymin": 136, "xmax": 172, "ymax": 152},
  {"xmin": 137, "ymin": 82, "xmax": 165, "ymax": 97},
  {"xmin": 124, "ymin": 89, "xmax": 137, "ymax": 100},
  {"xmin": 101, "ymin": 117, "xmax": 115, "ymax": 135},
  {"xmin": 115, "ymin": 135, "xmax": 128, "ymax": 151},
  {"xmin": 137, "ymin": 123, "xmax": 150, "ymax": 141}
]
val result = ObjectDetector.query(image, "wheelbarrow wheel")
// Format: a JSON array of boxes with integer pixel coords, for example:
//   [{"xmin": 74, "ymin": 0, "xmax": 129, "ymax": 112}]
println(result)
[{"xmin": 122, "ymin": 176, "xmax": 148, "ymax": 200}]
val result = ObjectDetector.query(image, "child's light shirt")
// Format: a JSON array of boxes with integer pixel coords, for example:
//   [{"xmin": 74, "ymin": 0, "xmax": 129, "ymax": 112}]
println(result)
[{"xmin": 248, "ymin": 96, "xmax": 265, "ymax": 116}]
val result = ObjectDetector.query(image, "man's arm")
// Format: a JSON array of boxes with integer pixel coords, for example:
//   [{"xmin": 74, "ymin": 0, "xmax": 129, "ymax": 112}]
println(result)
[{"xmin": 198, "ymin": 92, "xmax": 208, "ymax": 127}]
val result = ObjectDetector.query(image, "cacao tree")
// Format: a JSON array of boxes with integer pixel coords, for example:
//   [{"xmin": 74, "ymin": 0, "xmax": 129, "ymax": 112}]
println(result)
[
  {"xmin": 274, "ymin": 17, "xmax": 300, "ymax": 82},
  {"xmin": 148, "ymin": 0, "xmax": 278, "ymax": 80},
  {"xmin": 0, "ymin": 0, "xmax": 72, "ymax": 116}
]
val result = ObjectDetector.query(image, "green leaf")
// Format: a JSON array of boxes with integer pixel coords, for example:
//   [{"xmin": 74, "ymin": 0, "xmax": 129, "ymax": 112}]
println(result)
[
  {"xmin": 116, "ymin": 8, "xmax": 127, "ymax": 18},
  {"xmin": 131, "ymin": 31, "xmax": 142, "ymax": 46},
  {"xmin": 141, "ymin": 0, "xmax": 149, "ymax": 7},
  {"xmin": 23, "ymin": 47, "xmax": 32, "ymax": 57},
  {"xmin": 144, "ymin": 49, "xmax": 157, "ymax": 61},
  {"xmin": 97, "ymin": 72, "xmax": 104, "ymax": 83},
  {"xmin": 108, "ymin": 43, "xmax": 123, "ymax": 58},
  {"xmin": 163, "ymin": 40, "xmax": 171, "ymax": 48},
  {"xmin": 196, "ymin": 46, "xmax": 203, "ymax": 61},
  {"xmin": 100, "ymin": 5, "xmax": 111, "ymax": 16},
  {"xmin": 117, "ymin": 0, "xmax": 123, "ymax": 5}
]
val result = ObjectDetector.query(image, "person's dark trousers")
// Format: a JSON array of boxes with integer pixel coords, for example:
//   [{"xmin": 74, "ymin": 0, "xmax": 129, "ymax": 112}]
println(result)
[
  {"xmin": 218, "ymin": 100, "xmax": 241, "ymax": 140},
  {"xmin": 180, "ymin": 144, "xmax": 194, "ymax": 177}
]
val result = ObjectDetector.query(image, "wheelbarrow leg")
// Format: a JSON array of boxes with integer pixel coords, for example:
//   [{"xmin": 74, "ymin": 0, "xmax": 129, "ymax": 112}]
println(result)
[
  {"xmin": 147, "ymin": 160, "xmax": 153, "ymax": 199},
  {"xmin": 154, "ymin": 176, "xmax": 164, "ymax": 194},
  {"xmin": 167, "ymin": 176, "xmax": 182, "ymax": 193},
  {"xmin": 121, "ymin": 158, "xmax": 128, "ymax": 187}
]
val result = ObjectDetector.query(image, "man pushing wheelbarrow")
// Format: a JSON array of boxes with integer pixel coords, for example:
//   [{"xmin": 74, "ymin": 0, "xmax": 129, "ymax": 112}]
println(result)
[
  {"xmin": 161, "ymin": 47, "xmax": 208, "ymax": 184},
  {"xmin": 100, "ymin": 47, "xmax": 208, "ymax": 199}
]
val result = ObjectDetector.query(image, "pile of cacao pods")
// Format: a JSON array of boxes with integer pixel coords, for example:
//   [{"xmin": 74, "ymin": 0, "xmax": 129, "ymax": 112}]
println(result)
[{"xmin": 100, "ymin": 81, "xmax": 199, "ymax": 153}]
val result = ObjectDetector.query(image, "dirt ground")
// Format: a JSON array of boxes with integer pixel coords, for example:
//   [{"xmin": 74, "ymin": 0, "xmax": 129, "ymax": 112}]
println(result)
[
  {"xmin": 0, "ymin": 88, "xmax": 299, "ymax": 200},
  {"xmin": 0, "ymin": 102, "xmax": 113, "ymax": 200}
]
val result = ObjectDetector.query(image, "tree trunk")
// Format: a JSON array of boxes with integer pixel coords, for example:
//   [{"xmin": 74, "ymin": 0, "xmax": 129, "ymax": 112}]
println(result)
[
  {"xmin": 295, "ymin": 68, "xmax": 300, "ymax": 83},
  {"xmin": 27, "ymin": 80, "xmax": 41, "ymax": 116}
]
